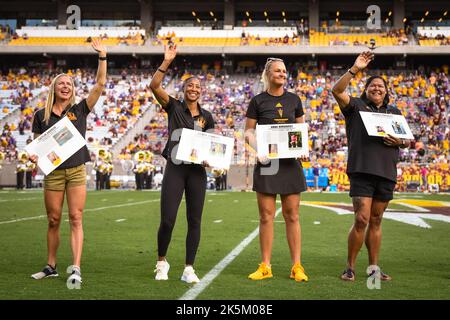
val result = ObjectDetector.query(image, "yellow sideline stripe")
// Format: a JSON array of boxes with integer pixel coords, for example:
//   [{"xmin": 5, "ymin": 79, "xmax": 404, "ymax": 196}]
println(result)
[{"xmin": 390, "ymin": 199, "xmax": 450, "ymax": 207}]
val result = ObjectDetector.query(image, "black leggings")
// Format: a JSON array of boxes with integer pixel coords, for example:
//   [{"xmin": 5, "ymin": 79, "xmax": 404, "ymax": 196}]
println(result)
[{"xmin": 158, "ymin": 161, "xmax": 207, "ymax": 265}]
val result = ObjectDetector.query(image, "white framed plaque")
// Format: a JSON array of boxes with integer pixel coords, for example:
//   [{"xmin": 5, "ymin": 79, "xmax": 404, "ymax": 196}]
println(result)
[
  {"xmin": 359, "ymin": 111, "xmax": 414, "ymax": 139},
  {"xmin": 25, "ymin": 116, "xmax": 86, "ymax": 175},
  {"xmin": 175, "ymin": 128, "xmax": 234, "ymax": 169},
  {"xmin": 256, "ymin": 123, "xmax": 309, "ymax": 159}
]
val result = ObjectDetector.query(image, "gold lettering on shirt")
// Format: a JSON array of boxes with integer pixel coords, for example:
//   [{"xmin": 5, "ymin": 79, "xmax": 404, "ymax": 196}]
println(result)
[
  {"xmin": 66, "ymin": 112, "xmax": 77, "ymax": 121},
  {"xmin": 196, "ymin": 117, "xmax": 206, "ymax": 128}
]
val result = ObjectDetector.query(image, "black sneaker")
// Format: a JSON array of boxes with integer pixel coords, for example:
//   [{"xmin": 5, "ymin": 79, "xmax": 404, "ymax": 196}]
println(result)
[
  {"xmin": 31, "ymin": 264, "xmax": 59, "ymax": 280},
  {"xmin": 340, "ymin": 268, "xmax": 355, "ymax": 281}
]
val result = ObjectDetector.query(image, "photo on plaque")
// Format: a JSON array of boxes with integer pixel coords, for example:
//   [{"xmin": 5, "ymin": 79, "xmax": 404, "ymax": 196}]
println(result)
[
  {"xmin": 47, "ymin": 151, "xmax": 62, "ymax": 166},
  {"xmin": 288, "ymin": 131, "xmax": 302, "ymax": 149},
  {"xmin": 268, "ymin": 143, "xmax": 278, "ymax": 158},
  {"xmin": 210, "ymin": 142, "xmax": 226, "ymax": 156},
  {"xmin": 391, "ymin": 120, "xmax": 406, "ymax": 135},
  {"xmin": 53, "ymin": 126, "xmax": 73, "ymax": 146},
  {"xmin": 189, "ymin": 148, "xmax": 198, "ymax": 162},
  {"xmin": 376, "ymin": 125, "xmax": 386, "ymax": 135}
]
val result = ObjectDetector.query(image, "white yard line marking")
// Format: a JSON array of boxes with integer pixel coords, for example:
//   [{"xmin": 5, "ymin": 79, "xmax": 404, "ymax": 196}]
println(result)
[
  {"xmin": 301, "ymin": 203, "xmax": 353, "ymax": 215},
  {"xmin": 0, "ymin": 199, "xmax": 159, "ymax": 225},
  {"xmin": 0, "ymin": 197, "xmax": 41, "ymax": 202},
  {"xmin": 179, "ymin": 207, "xmax": 283, "ymax": 301},
  {"xmin": 0, "ymin": 215, "xmax": 47, "ymax": 224}
]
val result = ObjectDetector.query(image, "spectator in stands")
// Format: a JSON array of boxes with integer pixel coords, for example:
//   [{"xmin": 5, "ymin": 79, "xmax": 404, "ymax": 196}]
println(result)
[
  {"xmin": 420, "ymin": 165, "xmax": 429, "ymax": 192},
  {"xmin": 150, "ymin": 44, "xmax": 215, "ymax": 284},
  {"xmin": 313, "ymin": 163, "xmax": 320, "ymax": 191},
  {"xmin": 245, "ymin": 57, "xmax": 308, "ymax": 283},
  {"xmin": 30, "ymin": 39, "xmax": 107, "ymax": 288},
  {"xmin": 18, "ymin": 119, "xmax": 25, "ymax": 135},
  {"xmin": 332, "ymin": 51, "xmax": 411, "ymax": 282}
]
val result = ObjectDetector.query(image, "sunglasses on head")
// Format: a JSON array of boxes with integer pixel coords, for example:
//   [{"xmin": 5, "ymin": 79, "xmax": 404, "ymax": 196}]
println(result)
[{"xmin": 267, "ymin": 57, "xmax": 284, "ymax": 62}]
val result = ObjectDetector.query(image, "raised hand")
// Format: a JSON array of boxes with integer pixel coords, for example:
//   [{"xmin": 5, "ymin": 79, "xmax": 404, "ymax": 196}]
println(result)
[
  {"xmin": 353, "ymin": 51, "xmax": 374, "ymax": 71},
  {"xmin": 91, "ymin": 38, "xmax": 107, "ymax": 55},
  {"xmin": 164, "ymin": 44, "xmax": 177, "ymax": 62}
]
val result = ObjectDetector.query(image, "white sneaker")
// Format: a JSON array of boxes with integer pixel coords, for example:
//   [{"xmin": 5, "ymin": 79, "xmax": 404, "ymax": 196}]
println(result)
[
  {"xmin": 181, "ymin": 266, "xmax": 200, "ymax": 284},
  {"xmin": 154, "ymin": 260, "xmax": 170, "ymax": 280}
]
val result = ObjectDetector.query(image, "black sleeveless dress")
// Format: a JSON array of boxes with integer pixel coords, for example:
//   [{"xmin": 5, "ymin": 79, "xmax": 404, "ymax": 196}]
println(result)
[{"xmin": 246, "ymin": 91, "xmax": 307, "ymax": 195}]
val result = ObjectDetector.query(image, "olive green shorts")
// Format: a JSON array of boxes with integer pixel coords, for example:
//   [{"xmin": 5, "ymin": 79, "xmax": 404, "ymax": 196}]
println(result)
[{"xmin": 44, "ymin": 164, "xmax": 86, "ymax": 191}]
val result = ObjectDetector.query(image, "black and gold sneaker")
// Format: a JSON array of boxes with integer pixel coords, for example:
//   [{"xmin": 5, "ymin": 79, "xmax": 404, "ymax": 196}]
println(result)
[{"xmin": 31, "ymin": 264, "xmax": 59, "ymax": 280}]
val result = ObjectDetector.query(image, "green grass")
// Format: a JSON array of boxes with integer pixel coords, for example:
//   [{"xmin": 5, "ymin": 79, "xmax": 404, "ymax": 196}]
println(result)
[{"xmin": 0, "ymin": 190, "xmax": 449, "ymax": 300}]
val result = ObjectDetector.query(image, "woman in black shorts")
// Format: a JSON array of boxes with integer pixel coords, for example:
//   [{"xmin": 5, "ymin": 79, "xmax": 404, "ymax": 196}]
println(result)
[
  {"xmin": 150, "ymin": 44, "xmax": 214, "ymax": 284},
  {"xmin": 30, "ymin": 39, "xmax": 107, "ymax": 287},
  {"xmin": 245, "ymin": 57, "xmax": 308, "ymax": 282},
  {"xmin": 332, "ymin": 51, "xmax": 410, "ymax": 282}
]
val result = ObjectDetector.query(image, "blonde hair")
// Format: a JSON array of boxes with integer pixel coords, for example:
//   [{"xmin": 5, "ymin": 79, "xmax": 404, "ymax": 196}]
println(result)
[
  {"xmin": 43, "ymin": 73, "xmax": 76, "ymax": 125},
  {"xmin": 261, "ymin": 58, "xmax": 284, "ymax": 91}
]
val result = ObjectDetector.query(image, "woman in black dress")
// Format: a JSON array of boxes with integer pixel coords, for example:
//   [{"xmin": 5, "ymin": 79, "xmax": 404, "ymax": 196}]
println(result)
[{"xmin": 245, "ymin": 58, "xmax": 308, "ymax": 282}]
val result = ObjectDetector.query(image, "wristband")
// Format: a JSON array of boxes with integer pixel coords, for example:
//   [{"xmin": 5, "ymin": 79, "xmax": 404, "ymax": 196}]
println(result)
[
  {"xmin": 158, "ymin": 68, "xmax": 167, "ymax": 73},
  {"xmin": 401, "ymin": 139, "xmax": 407, "ymax": 148},
  {"xmin": 99, "ymin": 56, "xmax": 107, "ymax": 61},
  {"xmin": 348, "ymin": 69, "xmax": 356, "ymax": 76}
]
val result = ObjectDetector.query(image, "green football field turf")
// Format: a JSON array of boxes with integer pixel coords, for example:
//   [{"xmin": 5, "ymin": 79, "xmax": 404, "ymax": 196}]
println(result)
[{"xmin": 0, "ymin": 190, "xmax": 449, "ymax": 300}]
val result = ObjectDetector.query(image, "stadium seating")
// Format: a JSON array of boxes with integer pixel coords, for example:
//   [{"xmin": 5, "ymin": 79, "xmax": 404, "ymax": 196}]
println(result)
[
  {"xmin": 9, "ymin": 26, "xmax": 145, "ymax": 46},
  {"xmin": 157, "ymin": 26, "xmax": 299, "ymax": 46},
  {"xmin": 309, "ymin": 32, "xmax": 400, "ymax": 46},
  {"xmin": 417, "ymin": 27, "xmax": 450, "ymax": 46}
]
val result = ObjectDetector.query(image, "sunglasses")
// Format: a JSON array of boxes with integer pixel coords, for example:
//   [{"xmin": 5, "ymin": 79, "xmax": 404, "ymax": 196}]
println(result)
[{"xmin": 267, "ymin": 57, "xmax": 284, "ymax": 62}]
